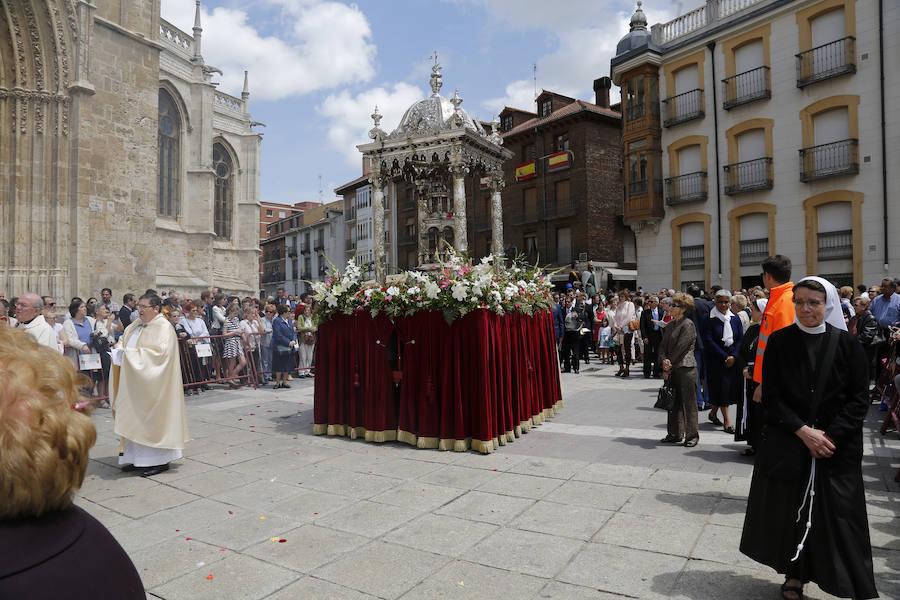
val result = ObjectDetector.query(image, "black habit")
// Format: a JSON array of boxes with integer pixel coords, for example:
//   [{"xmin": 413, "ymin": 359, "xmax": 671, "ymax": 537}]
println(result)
[
  {"xmin": 734, "ymin": 322, "xmax": 761, "ymax": 446},
  {"xmin": 740, "ymin": 324, "xmax": 877, "ymax": 599}
]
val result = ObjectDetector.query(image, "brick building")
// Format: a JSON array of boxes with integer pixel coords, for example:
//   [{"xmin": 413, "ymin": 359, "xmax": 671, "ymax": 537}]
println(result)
[{"xmin": 481, "ymin": 80, "xmax": 635, "ymax": 288}]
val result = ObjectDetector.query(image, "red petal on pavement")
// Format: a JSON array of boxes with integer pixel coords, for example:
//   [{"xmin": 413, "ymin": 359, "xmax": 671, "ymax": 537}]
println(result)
[
  {"xmin": 278, "ymin": 539, "xmax": 287, "ymax": 543},
  {"xmin": 206, "ymin": 574, "xmax": 214, "ymax": 580}
]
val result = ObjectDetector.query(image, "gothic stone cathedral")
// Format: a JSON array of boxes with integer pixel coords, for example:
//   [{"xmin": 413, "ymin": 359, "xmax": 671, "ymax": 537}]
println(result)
[{"xmin": 0, "ymin": 1, "xmax": 262, "ymax": 299}]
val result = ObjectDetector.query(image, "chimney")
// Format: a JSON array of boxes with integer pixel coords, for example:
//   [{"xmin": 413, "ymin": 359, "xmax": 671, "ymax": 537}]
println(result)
[{"xmin": 593, "ymin": 77, "xmax": 611, "ymax": 108}]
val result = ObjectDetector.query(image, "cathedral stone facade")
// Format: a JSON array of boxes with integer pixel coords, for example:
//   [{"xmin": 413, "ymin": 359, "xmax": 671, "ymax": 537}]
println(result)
[{"xmin": 0, "ymin": 1, "xmax": 261, "ymax": 300}]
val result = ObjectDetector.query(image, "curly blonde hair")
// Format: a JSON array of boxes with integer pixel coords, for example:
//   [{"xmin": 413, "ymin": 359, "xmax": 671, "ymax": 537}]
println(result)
[{"xmin": 0, "ymin": 327, "xmax": 96, "ymax": 518}]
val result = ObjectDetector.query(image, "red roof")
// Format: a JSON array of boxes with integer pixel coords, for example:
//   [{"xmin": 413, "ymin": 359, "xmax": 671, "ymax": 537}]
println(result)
[{"xmin": 503, "ymin": 100, "xmax": 621, "ymax": 138}]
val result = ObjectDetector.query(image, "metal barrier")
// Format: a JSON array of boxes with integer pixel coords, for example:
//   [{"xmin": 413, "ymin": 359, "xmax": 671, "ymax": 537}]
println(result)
[
  {"xmin": 244, "ymin": 329, "xmax": 316, "ymax": 383},
  {"xmin": 74, "ymin": 331, "xmax": 262, "ymax": 404}
]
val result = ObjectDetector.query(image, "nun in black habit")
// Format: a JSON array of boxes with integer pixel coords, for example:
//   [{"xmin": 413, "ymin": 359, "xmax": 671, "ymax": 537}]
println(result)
[{"xmin": 740, "ymin": 276, "xmax": 877, "ymax": 600}]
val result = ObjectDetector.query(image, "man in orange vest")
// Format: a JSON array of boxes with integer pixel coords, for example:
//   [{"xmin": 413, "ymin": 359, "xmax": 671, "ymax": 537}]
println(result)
[{"xmin": 752, "ymin": 254, "xmax": 796, "ymax": 404}]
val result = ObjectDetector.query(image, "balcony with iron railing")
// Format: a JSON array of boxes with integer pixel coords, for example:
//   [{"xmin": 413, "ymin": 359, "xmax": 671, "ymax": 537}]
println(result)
[
  {"xmin": 300, "ymin": 241, "xmax": 310, "ymax": 254},
  {"xmin": 665, "ymin": 172, "xmax": 707, "ymax": 206},
  {"xmin": 314, "ymin": 239, "xmax": 325, "ymax": 251},
  {"xmin": 799, "ymin": 139, "xmax": 858, "ymax": 182},
  {"xmin": 398, "ymin": 198, "xmax": 416, "ymax": 212},
  {"xmin": 723, "ymin": 157, "xmax": 773, "ymax": 195},
  {"xmin": 722, "ymin": 66, "xmax": 771, "ymax": 110},
  {"xmin": 680, "ymin": 245, "xmax": 705, "ymax": 270},
  {"xmin": 739, "ymin": 238, "xmax": 769, "ymax": 266},
  {"xmin": 543, "ymin": 197, "xmax": 579, "ymax": 220},
  {"xmin": 817, "ymin": 229, "xmax": 853, "ymax": 261},
  {"xmin": 662, "ymin": 89, "xmax": 704, "ymax": 127},
  {"xmin": 796, "ymin": 36, "xmax": 855, "ymax": 88},
  {"xmin": 506, "ymin": 208, "xmax": 541, "ymax": 226}
]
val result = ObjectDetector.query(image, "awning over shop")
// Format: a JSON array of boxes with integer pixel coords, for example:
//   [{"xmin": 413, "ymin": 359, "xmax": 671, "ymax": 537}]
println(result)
[{"xmin": 603, "ymin": 268, "xmax": 638, "ymax": 280}]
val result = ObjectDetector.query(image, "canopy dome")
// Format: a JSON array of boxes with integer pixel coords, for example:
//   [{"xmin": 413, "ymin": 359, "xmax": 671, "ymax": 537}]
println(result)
[
  {"xmin": 616, "ymin": 1, "xmax": 651, "ymax": 56},
  {"xmin": 388, "ymin": 59, "xmax": 485, "ymax": 139}
]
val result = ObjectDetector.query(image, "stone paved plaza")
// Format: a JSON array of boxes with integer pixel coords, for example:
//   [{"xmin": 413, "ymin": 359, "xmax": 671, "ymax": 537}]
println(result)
[{"xmin": 76, "ymin": 363, "xmax": 900, "ymax": 600}]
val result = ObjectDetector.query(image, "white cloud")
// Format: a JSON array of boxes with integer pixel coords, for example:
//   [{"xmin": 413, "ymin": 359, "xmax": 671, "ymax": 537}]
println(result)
[
  {"xmin": 160, "ymin": 0, "xmax": 376, "ymax": 100},
  {"xmin": 316, "ymin": 83, "xmax": 426, "ymax": 167},
  {"xmin": 466, "ymin": 0, "xmax": 686, "ymax": 112}
]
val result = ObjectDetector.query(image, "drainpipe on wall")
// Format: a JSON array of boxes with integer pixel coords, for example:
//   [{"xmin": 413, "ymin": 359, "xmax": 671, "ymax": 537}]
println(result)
[{"xmin": 707, "ymin": 41, "xmax": 723, "ymax": 285}]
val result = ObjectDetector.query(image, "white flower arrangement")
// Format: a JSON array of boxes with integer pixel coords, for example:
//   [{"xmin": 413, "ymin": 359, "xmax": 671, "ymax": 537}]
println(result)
[{"xmin": 312, "ymin": 249, "xmax": 554, "ymax": 324}]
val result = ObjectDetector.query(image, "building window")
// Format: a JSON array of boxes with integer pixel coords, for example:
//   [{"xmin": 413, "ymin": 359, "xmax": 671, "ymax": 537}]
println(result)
[
  {"xmin": 796, "ymin": 4, "xmax": 856, "ymax": 88},
  {"xmin": 626, "ymin": 75, "xmax": 646, "ymax": 121},
  {"xmin": 279, "ymin": 211, "xmax": 286, "ymax": 218},
  {"xmin": 555, "ymin": 134, "xmax": 569, "ymax": 153},
  {"xmin": 522, "ymin": 143, "xmax": 536, "ymax": 162},
  {"xmin": 539, "ymin": 99, "xmax": 552, "ymax": 117},
  {"xmin": 265, "ymin": 209, "xmax": 273, "ymax": 218},
  {"xmin": 157, "ymin": 89, "xmax": 181, "ymax": 218},
  {"xmin": 213, "ymin": 142, "xmax": 234, "ymax": 239},
  {"xmin": 501, "ymin": 115, "xmax": 513, "ymax": 132}
]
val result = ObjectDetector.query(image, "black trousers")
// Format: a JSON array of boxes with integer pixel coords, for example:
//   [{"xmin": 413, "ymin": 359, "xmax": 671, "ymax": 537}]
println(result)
[
  {"xmin": 615, "ymin": 332, "xmax": 633, "ymax": 368},
  {"xmin": 562, "ymin": 331, "xmax": 583, "ymax": 372},
  {"xmin": 643, "ymin": 335, "xmax": 661, "ymax": 377},
  {"xmin": 579, "ymin": 332, "xmax": 592, "ymax": 363}
]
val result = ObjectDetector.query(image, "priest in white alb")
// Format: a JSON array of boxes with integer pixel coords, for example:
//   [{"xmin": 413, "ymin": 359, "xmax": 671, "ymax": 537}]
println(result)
[{"xmin": 110, "ymin": 293, "xmax": 189, "ymax": 476}]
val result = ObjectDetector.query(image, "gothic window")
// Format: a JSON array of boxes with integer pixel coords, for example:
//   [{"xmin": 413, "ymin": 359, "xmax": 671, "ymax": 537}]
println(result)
[
  {"xmin": 213, "ymin": 142, "xmax": 234, "ymax": 239},
  {"xmin": 158, "ymin": 89, "xmax": 181, "ymax": 217}
]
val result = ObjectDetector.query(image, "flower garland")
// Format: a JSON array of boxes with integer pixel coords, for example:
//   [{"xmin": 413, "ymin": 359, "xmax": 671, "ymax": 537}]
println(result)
[{"xmin": 311, "ymin": 251, "xmax": 554, "ymax": 324}]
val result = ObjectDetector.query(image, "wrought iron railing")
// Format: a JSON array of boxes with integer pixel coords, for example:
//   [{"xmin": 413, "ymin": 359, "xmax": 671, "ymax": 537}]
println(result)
[
  {"xmin": 662, "ymin": 89, "xmax": 704, "ymax": 127},
  {"xmin": 543, "ymin": 198, "xmax": 579, "ymax": 219},
  {"xmin": 680, "ymin": 244, "xmax": 705, "ymax": 270},
  {"xmin": 817, "ymin": 230, "xmax": 853, "ymax": 261},
  {"xmin": 722, "ymin": 66, "xmax": 770, "ymax": 109},
  {"xmin": 739, "ymin": 238, "xmax": 769, "ymax": 266},
  {"xmin": 723, "ymin": 157, "xmax": 773, "ymax": 195},
  {"xmin": 799, "ymin": 139, "xmax": 858, "ymax": 182},
  {"xmin": 506, "ymin": 208, "xmax": 541, "ymax": 226},
  {"xmin": 665, "ymin": 171, "xmax": 707, "ymax": 205},
  {"xmin": 796, "ymin": 36, "xmax": 855, "ymax": 88}
]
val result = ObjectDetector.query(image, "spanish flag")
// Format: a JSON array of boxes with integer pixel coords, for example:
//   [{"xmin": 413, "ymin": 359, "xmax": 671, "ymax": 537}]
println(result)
[
  {"xmin": 548, "ymin": 151, "xmax": 569, "ymax": 171},
  {"xmin": 515, "ymin": 160, "xmax": 536, "ymax": 181}
]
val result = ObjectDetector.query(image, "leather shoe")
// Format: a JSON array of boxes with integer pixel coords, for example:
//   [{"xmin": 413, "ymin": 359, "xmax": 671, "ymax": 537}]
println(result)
[
  {"xmin": 138, "ymin": 464, "xmax": 170, "ymax": 477},
  {"xmin": 684, "ymin": 438, "xmax": 699, "ymax": 447},
  {"xmin": 660, "ymin": 435, "xmax": 683, "ymax": 443},
  {"xmin": 723, "ymin": 426, "xmax": 735, "ymax": 434}
]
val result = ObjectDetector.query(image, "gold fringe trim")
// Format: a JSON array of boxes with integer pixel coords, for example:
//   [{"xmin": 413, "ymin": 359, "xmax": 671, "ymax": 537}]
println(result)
[
  {"xmin": 397, "ymin": 429, "xmax": 418, "ymax": 446},
  {"xmin": 311, "ymin": 399, "xmax": 565, "ymax": 453},
  {"xmin": 417, "ymin": 436, "xmax": 439, "ymax": 449}
]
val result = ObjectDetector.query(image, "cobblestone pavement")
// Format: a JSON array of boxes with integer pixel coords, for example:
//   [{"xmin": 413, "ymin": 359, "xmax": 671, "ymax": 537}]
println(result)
[{"xmin": 76, "ymin": 361, "xmax": 900, "ymax": 600}]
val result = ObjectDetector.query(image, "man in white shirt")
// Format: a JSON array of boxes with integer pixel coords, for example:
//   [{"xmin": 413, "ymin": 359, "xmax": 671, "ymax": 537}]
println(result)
[{"xmin": 15, "ymin": 293, "xmax": 57, "ymax": 351}]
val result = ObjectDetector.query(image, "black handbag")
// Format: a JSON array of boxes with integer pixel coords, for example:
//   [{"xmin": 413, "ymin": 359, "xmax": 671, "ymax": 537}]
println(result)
[
  {"xmin": 654, "ymin": 382, "xmax": 676, "ymax": 411},
  {"xmin": 758, "ymin": 326, "xmax": 840, "ymax": 480}
]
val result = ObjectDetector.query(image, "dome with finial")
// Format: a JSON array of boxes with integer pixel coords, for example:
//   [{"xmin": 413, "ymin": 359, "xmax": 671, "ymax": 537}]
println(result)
[
  {"xmin": 615, "ymin": 1, "xmax": 652, "ymax": 56},
  {"xmin": 388, "ymin": 53, "xmax": 485, "ymax": 140}
]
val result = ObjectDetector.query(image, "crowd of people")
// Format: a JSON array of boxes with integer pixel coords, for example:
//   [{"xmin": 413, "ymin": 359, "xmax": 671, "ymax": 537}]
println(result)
[
  {"xmin": 551, "ymin": 255, "xmax": 894, "ymax": 600},
  {"xmin": 0, "ymin": 286, "xmax": 319, "ymax": 403}
]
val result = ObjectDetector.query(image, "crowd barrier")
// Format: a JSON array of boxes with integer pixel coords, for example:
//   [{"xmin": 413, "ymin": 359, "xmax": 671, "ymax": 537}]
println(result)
[{"xmin": 72, "ymin": 328, "xmax": 316, "ymax": 403}]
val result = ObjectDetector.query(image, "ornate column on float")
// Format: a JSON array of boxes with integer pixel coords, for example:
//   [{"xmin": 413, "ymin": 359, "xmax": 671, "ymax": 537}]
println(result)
[
  {"xmin": 415, "ymin": 180, "xmax": 429, "ymax": 264},
  {"xmin": 450, "ymin": 160, "xmax": 469, "ymax": 252},
  {"xmin": 370, "ymin": 165, "xmax": 387, "ymax": 283},
  {"xmin": 488, "ymin": 168, "xmax": 506, "ymax": 257}
]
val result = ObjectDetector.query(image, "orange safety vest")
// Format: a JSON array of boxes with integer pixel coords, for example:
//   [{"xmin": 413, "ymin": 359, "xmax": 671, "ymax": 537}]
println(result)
[{"xmin": 753, "ymin": 281, "xmax": 796, "ymax": 385}]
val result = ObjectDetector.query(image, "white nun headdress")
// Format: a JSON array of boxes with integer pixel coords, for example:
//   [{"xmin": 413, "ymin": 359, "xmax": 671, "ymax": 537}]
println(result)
[{"xmin": 795, "ymin": 275, "xmax": 847, "ymax": 332}]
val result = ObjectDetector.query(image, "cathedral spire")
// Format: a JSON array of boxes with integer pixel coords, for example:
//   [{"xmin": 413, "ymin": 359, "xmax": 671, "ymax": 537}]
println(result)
[
  {"xmin": 192, "ymin": 1, "xmax": 203, "ymax": 62},
  {"xmin": 241, "ymin": 70, "xmax": 250, "ymax": 112}
]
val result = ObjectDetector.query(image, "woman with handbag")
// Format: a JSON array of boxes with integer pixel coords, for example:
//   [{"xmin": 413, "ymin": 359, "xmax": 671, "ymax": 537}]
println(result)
[
  {"xmin": 612, "ymin": 290, "xmax": 637, "ymax": 377},
  {"xmin": 740, "ymin": 277, "xmax": 876, "ymax": 600},
  {"xmin": 296, "ymin": 303, "xmax": 316, "ymax": 378},
  {"xmin": 270, "ymin": 303, "xmax": 297, "ymax": 389},
  {"xmin": 658, "ymin": 292, "xmax": 699, "ymax": 447}
]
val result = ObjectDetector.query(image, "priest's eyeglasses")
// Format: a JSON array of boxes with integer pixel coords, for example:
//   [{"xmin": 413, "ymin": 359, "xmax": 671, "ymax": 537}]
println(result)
[
  {"xmin": 792, "ymin": 298, "xmax": 823, "ymax": 309},
  {"xmin": 137, "ymin": 303, "xmax": 154, "ymax": 311}
]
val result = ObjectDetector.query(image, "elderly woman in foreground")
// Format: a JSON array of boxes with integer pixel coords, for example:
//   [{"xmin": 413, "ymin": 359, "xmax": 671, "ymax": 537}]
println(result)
[
  {"xmin": 740, "ymin": 277, "xmax": 876, "ymax": 600},
  {"xmin": 658, "ymin": 292, "xmax": 699, "ymax": 447},
  {"xmin": 0, "ymin": 327, "xmax": 144, "ymax": 599}
]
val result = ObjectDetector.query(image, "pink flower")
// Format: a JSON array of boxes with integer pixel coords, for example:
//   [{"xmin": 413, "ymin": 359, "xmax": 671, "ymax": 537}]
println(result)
[{"xmin": 385, "ymin": 296, "xmax": 392, "ymax": 302}]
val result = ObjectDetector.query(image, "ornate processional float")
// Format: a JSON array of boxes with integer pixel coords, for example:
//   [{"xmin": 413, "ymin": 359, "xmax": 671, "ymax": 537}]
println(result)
[{"xmin": 311, "ymin": 59, "xmax": 563, "ymax": 454}]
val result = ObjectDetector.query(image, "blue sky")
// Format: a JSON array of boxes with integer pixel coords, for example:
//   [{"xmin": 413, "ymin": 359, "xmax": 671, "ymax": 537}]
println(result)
[{"xmin": 161, "ymin": 0, "xmax": 694, "ymax": 206}]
